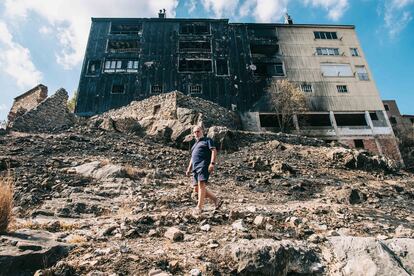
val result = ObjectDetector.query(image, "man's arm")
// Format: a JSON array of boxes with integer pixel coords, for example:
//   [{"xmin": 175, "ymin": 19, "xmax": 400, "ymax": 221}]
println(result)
[
  {"xmin": 186, "ymin": 158, "xmax": 193, "ymax": 176},
  {"xmin": 208, "ymin": 148, "xmax": 217, "ymax": 173}
]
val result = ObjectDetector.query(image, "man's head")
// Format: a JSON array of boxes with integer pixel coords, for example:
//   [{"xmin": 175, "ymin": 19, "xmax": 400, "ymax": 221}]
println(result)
[{"xmin": 193, "ymin": 125, "xmax": 204, "ymax": 140}]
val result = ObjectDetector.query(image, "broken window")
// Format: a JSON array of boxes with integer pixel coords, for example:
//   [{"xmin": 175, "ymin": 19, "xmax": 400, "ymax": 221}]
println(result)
[
  {"xmin": 254, "ymin": 62, "xmax": 284, "ymax": 77},
  {"xmin": 110, "ymin": 22, "xmax": 142, "ymax": 35},
  {"xmin": 107, "ymin": 40, "xmax": 139, "ymax": 53},
  {"xmin": 336, "ymin": 85, "xmax": 348, "ymax": 93},
  {"xmin": 179, "ymin": 23, "xmax": 210, "ymax": 35},
  {"xmin": 356, "ymin": 66, "xmax": 369, "ymax": 81},
  {"xmin": 350, "ymin": 48, "xmax": 359, "ymax": 56},
  {"xmin": 179, "ymin": 40, "xmax": 211, "ymax": 52},
  {"xmin": 335, "ymin": 114, "xmax": 367, "ymax": 126},
  {"xmin": 250, "ymin": 44, "xmax": 279, "ymax": 57},
  {"xmin": 321, "ymin": 64, "xmax": 353, "ymax": 77},
  {"xmin": 151, "ymin": 85, "xmax": 162, "ymax": 94},
  {"xmin": 316, "ymin": 47, "xmax": 340, "ymax": 56},
  {"xmin": 216, "ymin": 59, "xmax": 229, "ymax": 75},
  {"xmin": 86, "ymin": 60, "xmax": 101, "ymax": 75},
  {"xmin": 314, "ymin": 31, "xmax": 338, "ymax": 40},
  {"xmin": 104, "ymin": 59, "xmax": 138, "ymax": 73},
  {"xmin": 259, "ymin": 114, "xmax": 281, "ymax": 128},
  {"xmin": 369, "ymin": 112, "xmax": 378, "ymax": 120},
  {"xmin": 111, "ymin": 84, "xmax": 125, "ymax": 94},
  {"xmin": 178, "ymin": 59, "xmax": 212, "ymax": 72},
  {"xmin": 389, "ymin": 117, "xmax": 397, "ymax": 124},
  {"xmin": 189, "ymin": 84, "xmax": 202, "ymax": 94},
  {"xmin": 354, "ymin": 139, "xmax": 364, "ymax": 149},
  {"xmin": 301, "ymin": 84, "xmax": 313, "ymax": 93},
  {"xmin": 250, "ymin": 27, "xmax": 277, "ymax": 38},
  {"xmin": 384, "ymin": 104, "xmax": 389, "ymax": 111},
  {"xmin": 298, "ymin": 114, "xmax": 331, "ymax": 127}
]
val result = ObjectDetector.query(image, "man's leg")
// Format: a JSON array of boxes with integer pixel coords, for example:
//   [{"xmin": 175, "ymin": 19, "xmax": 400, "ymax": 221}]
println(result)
[
  {"xmin": 205, "ymin": 188, "xmax": 217, "ymax": 204},
  {"xmin": 197, "ymin": 181, "xmax": 207, "ymax": 210}
]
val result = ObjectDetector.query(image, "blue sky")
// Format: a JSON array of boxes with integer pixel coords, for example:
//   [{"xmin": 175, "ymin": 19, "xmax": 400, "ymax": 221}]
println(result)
[{"xmin": 0, "ymin": 0, "xmax": 413, "ymax": 121}]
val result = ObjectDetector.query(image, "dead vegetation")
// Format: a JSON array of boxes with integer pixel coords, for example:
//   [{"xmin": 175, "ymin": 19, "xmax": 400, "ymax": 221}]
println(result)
[{"xmin": 0, "ymin": 174, "xmax": 14, "ymax": 233}]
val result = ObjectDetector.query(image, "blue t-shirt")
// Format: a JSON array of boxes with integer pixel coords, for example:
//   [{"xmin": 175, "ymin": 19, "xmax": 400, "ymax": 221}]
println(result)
[{"xmin": 191, "ymin": 137, "xmax": 215, "ymax": 172}]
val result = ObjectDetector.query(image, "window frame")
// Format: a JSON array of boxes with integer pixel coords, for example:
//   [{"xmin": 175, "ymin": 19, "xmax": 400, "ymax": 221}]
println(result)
[
  {"xmin": 301, "ymin": 84, "xmax": 313, "ymax": 93},
  {"xmin": 188, "ymin": 84, "xmax": 203, "ymax": 94},
  {"xmin": 336, "ymin": 85, "xmax": 349, "ymax": 93}
]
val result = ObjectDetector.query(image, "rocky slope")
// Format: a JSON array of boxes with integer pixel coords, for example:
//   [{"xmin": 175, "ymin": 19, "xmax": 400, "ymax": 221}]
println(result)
[{"xmin": 0, "ymin": 93, "xmax": 413, "ymax": 275}]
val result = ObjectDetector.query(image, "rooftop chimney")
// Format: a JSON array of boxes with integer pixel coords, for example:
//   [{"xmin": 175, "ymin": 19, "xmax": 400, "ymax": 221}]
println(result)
[
  {"xmin": 158, "ymin": 9, "xmax": 166, "ymax": 18},
  {"xmin": 284, "ymin": 13, "xmax": 293, "ymax": 24}
]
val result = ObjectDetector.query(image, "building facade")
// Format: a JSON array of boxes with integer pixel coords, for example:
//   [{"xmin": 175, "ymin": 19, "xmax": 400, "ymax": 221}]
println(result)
[{"xmin": 76, "ymin": 13, "xmax": 402, "ymax": 162}]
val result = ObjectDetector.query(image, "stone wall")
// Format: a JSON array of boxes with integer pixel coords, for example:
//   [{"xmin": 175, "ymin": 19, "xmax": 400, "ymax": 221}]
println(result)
[
  {"xmin": 10, "ymin": 89, "xmax": 74, "ymax": 132},
  {"xmin": 7, "ymin": 84, "xmax": 48, "ymax": 126}
]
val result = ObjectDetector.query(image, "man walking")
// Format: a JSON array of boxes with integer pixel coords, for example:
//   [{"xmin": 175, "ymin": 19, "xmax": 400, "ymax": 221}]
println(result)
[{"xmin": 186, "ymin": 125, "xmax": 222, "ymax": 213}]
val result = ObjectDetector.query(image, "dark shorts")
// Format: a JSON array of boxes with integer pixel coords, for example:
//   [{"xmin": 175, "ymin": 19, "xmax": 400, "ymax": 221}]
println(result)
[{"xmin": 192, "ymin": 168, "xmax": 210, "ymax": 186}]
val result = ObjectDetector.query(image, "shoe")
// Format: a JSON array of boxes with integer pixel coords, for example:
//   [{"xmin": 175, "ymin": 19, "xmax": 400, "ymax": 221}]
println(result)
[{"xmin": 214, "ymin": 199, "xmax": 223, "ymax": 210}]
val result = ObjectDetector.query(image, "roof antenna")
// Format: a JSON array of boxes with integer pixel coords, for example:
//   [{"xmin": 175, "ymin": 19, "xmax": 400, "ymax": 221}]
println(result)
[
  {"xmin": 284, "ymin": 13, "xmax": 293, "ymax": 24},
  {"xmin": 158, "ymin": 9, "xmax": 166, "ymax": 19}
]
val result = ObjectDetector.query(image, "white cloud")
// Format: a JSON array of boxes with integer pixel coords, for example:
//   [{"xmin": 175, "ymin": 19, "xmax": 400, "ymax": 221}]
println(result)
[
  {"xmin": 186, "ymin": 0, "xmax": 197, "ymax": 14},
  {"xmin": 0, "ymin": 104, "xmax": 8, "ymax": 111},
  {"xmin": 382, "ymin": 0, "xmax": 414, "ymax": 38},
  {"xmin": 238, "ymin": 0, "xmax": 288, "ymax": 22},
  {"xmin": 0, "ymin": 21, "xmax": 42, "ymax": 89},
  {"xmin": 201, "ymin": 0, "xmax": 240, "ymax": 18},
  {"xmin": 4, "ymin": 0, "xmax": 179, "ymax": 69},
  {"xmin": 39, "ymin": 26, "xmax": 52, "ymax": 35},
  {"xmin": 303, "ymin": 0, "xmax": 349, "ymax": 21}
]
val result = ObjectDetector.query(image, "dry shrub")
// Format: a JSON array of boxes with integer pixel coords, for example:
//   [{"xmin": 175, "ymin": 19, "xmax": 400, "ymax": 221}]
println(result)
[
  {"xmin": 67, "ymin": 234, "xmax": 87, "ymax": 244},
  {"xmin": 0, "ymin": 175, "xmax": 14, "ymax": 233},
  {"xmin": 121, "ymin": 165, "xmax": 147, "ymax": 180}
]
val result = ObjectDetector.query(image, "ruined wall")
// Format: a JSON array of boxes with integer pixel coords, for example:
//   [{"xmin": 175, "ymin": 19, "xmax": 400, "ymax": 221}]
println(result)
[
  {"xmin": 377, "ymin": 137, "xmax": 404, "ymax": 164},
  {"xmin": 10, "ymin": 89, "xmax": 74, "ymax": 132},
  {"xmin": 7, "ymin": 85, "xmax": 48, "ymax": 126}
]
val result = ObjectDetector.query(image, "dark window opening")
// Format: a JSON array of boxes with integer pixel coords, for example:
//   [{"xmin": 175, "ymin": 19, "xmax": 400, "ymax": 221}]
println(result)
[
  {"xmin": 111, "ymin": 84, "xmax": 125, "ymax": 94},
  {"xmin": 335, "ymin": 114, "xmax": 367, "ymax": 126},
  {"xmin": 354, "ymin": 139, "xmax": 364, "ymax": 149},
  {"xmin": 250, "ymin": 27, "xmax": 277, "ymax": 38},
  {"xmin": 390, "ymin": 117, "xmax": 397, "ymax": 124},
  {"xmin": 179, "ymin": 23, "xmax": 210, "ymax": 35},
  {"xmin": 250, "ymin": 44, "xmax": 279, "ymax": 57},
  {"xmin": 110, "ymin": 22, "xmax": 142, "ymax": 34},
  {"xmin": 337, "ymin": 85, "xmax": 348, "ymax": 93},
  {"xmin": 153, "ymin": 104, "xmax": 161, "ymax": 115},
  {"xmin": 410, "ymin": 118, "xmax": 414, "ymax": 123},
  {"xmin": 151, "ymin": 85, "xmax": 162, "ymax": 94},
  {"xmin": 314, "ymin": 31, "xmax": 338, "ymax": 40},
  {"xmin": 259, "ymin": 114, "xmax": 281, "ymax": 128},
  {"xmin": 178, "ymin": 59, "xmax": 212, "ymax": 72},
  {"xmin": 107, "ymin": 40, "xmax": 139, "ymax": 52},
  {"xmin": 369, "ymin": 112, "xmax": 378, "ymax": 120},
  {"xmin": 189, "ymin": 84, "xmax": 202, "ymax": 94},
  {"xmin": 254, "ymin": 62, "xmax": 284, "ymax": 77},
  {"xmin": 384, "ymin": 104, "xmax": 389, "ymax": 111},
  {"xmin": 298, "ymin": 114, "xmax": 332, "ymax": 127},
  {"xmin": 87, "ymin": 60, "xmax": 101, "ymax": 75},
  {"xmin": 216, "ymin": 59, "xmax": 229, "ymax": 75},
  {"xmin": 179, "ymin": 41, "xmax": 211, "ymax": 52}
]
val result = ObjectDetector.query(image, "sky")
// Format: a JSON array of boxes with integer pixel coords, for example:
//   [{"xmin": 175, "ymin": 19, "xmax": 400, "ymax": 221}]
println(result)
[{"xmin": 0, "ymin": 0, "xmax": 413, "ymax": 122}]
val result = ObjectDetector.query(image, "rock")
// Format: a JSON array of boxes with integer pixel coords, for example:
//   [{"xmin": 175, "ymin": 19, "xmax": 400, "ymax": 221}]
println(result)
[
  {"xmin": 189, "ymin": 268, "xmax": 202, "ymax": 276},
  {"xmin": 232, "ymin": 220, "xmax": 248, "ymax": 232},
  {"xmin": 207, "ymin": 126, "xmax": 237, "ymax": 150},
  {"xmin": 200, "ymin": 224, "xmax": 211, "ymax": 232},
  {"xmin": 148, "ymin": 268, "xmax": 171, "ymax": 276},
  {"xmin": 74, "ymin": 161, "xmax": 123, "ymax": 180},
  {"xmin": 286, "ymin": 216, "xmax": 301, "ymax": 228},
  {"xmin": 164, "ymin": 227, "xmax": 184, "ymax": 242},
  {"xmin": 253, "ymin": 215, "xmax": 267, "ymax": 228},
  {"xmin": 395, "ymin": 225, "xmax": 413, "ymax": 238},
  {"xmin": 0, "ymin": 229, "xmax": 72, "ymax": 275},
  {"xmin": 221, "ymin": 239, "xmax": 323, "ymax": 275}
]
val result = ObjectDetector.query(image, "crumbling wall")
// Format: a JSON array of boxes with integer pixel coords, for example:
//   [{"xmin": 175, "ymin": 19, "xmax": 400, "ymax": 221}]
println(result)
[
  {"xmin": 10, "ymin": 89, "xmax": 74, "ymax": 132},
  {"xmin": 7, "ymin": 84, "xmax": 48, "ymax": 127}
]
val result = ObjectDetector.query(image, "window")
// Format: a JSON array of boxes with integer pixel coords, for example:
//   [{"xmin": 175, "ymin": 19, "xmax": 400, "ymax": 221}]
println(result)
[
  {"xmin": 178, "ymin": 59, "xmax": 212, "ymax": 72},
  {"xmin": 86, "ymin": 60, "xmax": 101, "ymax": 75},
  {"xmin": 356, "ymin": 66, "xmax": 369, "ymax": 81},
  {"xmin": 248, "ymin": 26, "xmax": 277, "ymax": 38},
  {"xmin": 104, "ymin": 59, "xmax": 139, "ymax": 73},
  {"xmin": 179, "ymin": 40, "xmax": 211, "ymax": 52},
  {"xmin": 250, "ymin": 44, "xmax": 279, "ymax": 57},
  {"xmin": 384, "ymin": 104, "xmax": 390, "ymax": 111},
  {"xmin": 337, "ymin": 85, "xmax": 348, "ymax": 93},
  {"xmin": 151, "ymin": 85, "xmax": 162, "ymax": 94},
  {"xmin": 316, "ymin": 47, "xmax": 340, "ymax": 56},
  {"xmin": 321, "ymin": 63, "xmax": 353, "ymax": 77},
  {"xmin": 354, "ymin": 139, "xmax": 364, "ymax": 149},
  {"xmin": 314, "ymin": 31, "xmax": 338, "ymax": 40},
  {"xmin": 301, "ymin": 84, "xmax": 313, "ymax": 93},
  {"xmin": 335, "ymin": 114, "xmax": 367, "ymax": 126},
  {"xmin": 259, "ymin": 114, "xmax": 281, "ymax": 128},
  {"xmin": 216, "ymin": 59, "xmax": 229, "ymax": 75},
  {"xmin": 350, "ymin": 48, "xmax": 359, "ymax": 56},
  {"xmin": 298, "ymin": 114, "xmax": 332, "ymax": 127},
  {"xmin": 110, "ymin": 22, "xmax": 142, "ymax": 35},
  {"xmin": 107, "ymin": 40, "xmax": 139, "ymax": 53},
  {"xmin": 111, "ymin": 84, "xmax": 125, "ymax": 94},
  {"xmin": 179, "ymin": 23, "xmax": 210, "ymax": 35},
  {"xmin": 390, "ymin": 117, "xmax": 397, "ymax": 124},
  {"xmin": 369, "ymin": 112, "xmax": 378, "ymax": 120},
  {"xmin": 189, "ymin": 84, "xmax": 202, "ymax": 94},
  {"xmin": 254, "ymin": 62, "xmax": 284, "ymax": 77}
]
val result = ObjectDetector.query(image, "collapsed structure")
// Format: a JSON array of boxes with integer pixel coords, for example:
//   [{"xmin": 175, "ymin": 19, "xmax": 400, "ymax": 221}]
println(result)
[{"xmin": 77, "ymin": 12, "xmax": 399, "ymax": 162}]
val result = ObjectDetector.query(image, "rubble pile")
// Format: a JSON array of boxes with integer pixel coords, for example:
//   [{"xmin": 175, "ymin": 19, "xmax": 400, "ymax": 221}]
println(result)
[{"xmin": 0, "ymin": 94, "xmax": 413, "ymax": 275}]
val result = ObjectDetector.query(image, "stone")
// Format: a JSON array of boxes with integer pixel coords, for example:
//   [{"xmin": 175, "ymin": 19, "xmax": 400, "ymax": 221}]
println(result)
[
  {"xmin": 253, "ymin": 215, "xmax": 267, "ymax": 228},
  {"xmin": 164, "ymin": 227, "xmax": 184, "ymax": 242},
  {"xmin": 232, "ymin": 219, "xmax": 248, "ymax": 232},
  {"xmin": 395, "ymin": 225, "xmax": 413, "ymax": 238},
  {"xmin": 200, "ymin": 224, "xmax": 211, "ymax": 232},
  {"xmin": 189, "ymin": 268, "xmax": 202, "ymax": 276}
]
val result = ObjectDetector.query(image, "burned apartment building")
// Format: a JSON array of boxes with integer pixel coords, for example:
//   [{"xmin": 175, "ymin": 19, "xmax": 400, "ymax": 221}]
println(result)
[{"xmin": 76, "ymin": 12, "xmax": 402, "ymax": 162}]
